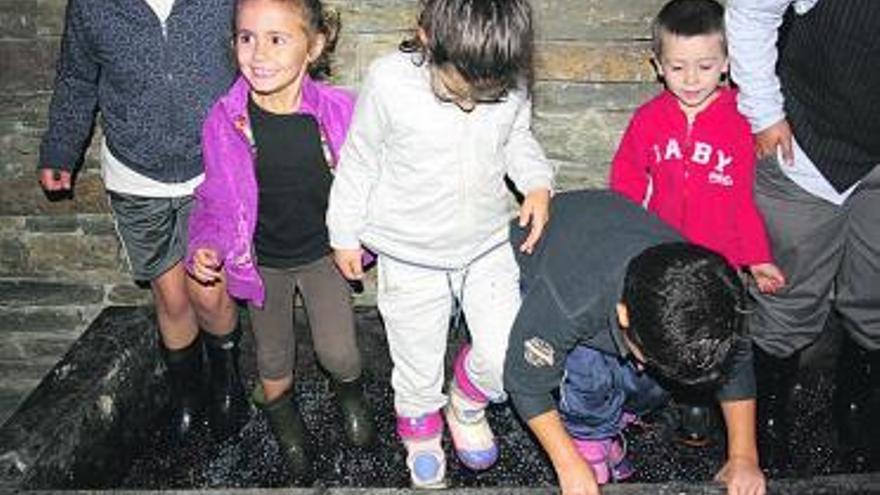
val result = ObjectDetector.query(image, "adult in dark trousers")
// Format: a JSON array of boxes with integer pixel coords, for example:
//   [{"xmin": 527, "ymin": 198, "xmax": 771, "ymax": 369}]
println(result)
[
  {"xmin": 505, "ymin": 190, "xmax": 765, "ymax": 495},
  {"xmin": 37, "ymin": 0, "xmax": 245, "ymax": 441},
  {"xmin": 727, "ymin": 0, "xmax": 880, "ymax": 472}
]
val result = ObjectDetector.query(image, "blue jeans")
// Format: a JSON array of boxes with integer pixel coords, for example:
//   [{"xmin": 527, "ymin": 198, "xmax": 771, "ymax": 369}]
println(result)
[{"xmin": 559, "ymin": 345, "xmax": 669, "ymax": 440}]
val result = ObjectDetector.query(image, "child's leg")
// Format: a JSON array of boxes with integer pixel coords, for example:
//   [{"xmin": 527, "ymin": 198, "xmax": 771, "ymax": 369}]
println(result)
[
  {"xmin": 248, "ymin": 266, "xmax": 297, "ymax": 399},
  {"xmin": 298, "ymin": 256, "xmax": 361, "ymax": 381},
  {"xmin": 297, "ymin": 255, "xmax": 376, "ymax": 447},
  {"xmin": 186, "ymin": 264, "xmax": 248, "ymax": 439},
  {"xmin": 161, "ymin": 193, "xmax": 243, "ymax": 440},
  {"xmin": 251, "ymin": 380, "xmax": 312, "ymax": 479},
  {"xmin": 559, "ymin": 347, "xmax": 627, "ymax": 439},
  {"xmin": 559, "ymin": 346, "xmax": 638, "ymax": 484},
  {"xmin": 446, "ymin": 243, "xmax": 520, "ymax": 470},
  {"xmin": 187, "ymin": 271, "xmax": 238, "ymax": 341},
  {"xmin": 109, "ymin": 193, "xmax": 206, "ymax": 439},
  {"xmin": 108, "ymin": 193, "xmax": 201, "ymax": 347},
  {"xmin": 376, "ymin": 255, "xmax": 451, "ymax": 488},
  {"xmin": 152, "ymin": 262, "xmax": 200, "ymax": 347},
  {"xmin": 378, "ymin": 255, "xmax": 452, "ymax": 417},
  {"xmin": 248, "ymin": 266, "xmax": 313, "ymax": 477},
  {"xmin": 457, "ymin": 243, "xmax": 521, "ymax": 399}
]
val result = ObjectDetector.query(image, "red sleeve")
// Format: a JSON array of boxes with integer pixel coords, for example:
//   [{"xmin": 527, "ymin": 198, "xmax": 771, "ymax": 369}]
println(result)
[
  {"xmin": 609, "ymin": 113, "xmax": 650, "ymax": 205},
  {"xmin": 732, "ymin": 128, "xmax": 773, "ymax": 265}
]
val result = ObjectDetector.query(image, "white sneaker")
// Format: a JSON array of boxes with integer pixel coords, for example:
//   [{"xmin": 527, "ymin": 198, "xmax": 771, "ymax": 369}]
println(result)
[{"xmin": 445, "ymin": 380, "xmax": 499, "ymax": 470}]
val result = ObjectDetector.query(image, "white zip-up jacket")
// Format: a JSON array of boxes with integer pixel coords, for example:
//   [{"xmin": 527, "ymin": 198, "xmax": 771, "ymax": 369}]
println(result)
[{"xmin": 327, "ymin": 51, "xmax": 555, "ymax": 269}]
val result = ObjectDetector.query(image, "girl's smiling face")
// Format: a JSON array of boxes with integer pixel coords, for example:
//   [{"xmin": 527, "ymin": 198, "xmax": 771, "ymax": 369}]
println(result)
[{"xmin": 235, "ymin": 0, "xmax": 324, "ymax": 112}]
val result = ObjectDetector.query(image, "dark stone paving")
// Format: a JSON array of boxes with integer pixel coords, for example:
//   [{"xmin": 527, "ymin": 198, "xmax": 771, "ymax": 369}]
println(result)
[{"xmin": 2, "ymin": 306, "xmax": 879, "ymax": 494}]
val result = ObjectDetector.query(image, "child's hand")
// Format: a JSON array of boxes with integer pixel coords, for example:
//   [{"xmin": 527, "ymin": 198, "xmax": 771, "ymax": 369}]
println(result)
[
  {"xmin": 755, "ymin": 119, "xmax": 793, "ymax": 166},
  {"xmin": 518, "ymin": 188, "xmax": 551, "ymax": 255},
  {"xmin": 191, "ymin": 248, "xmax": 224, "ymax": 284},
  {"xmin": 749, "ymin": 262, "xmax": 786, "ymax": 294},
  {"xmin": 334, "ymin": 248, "xmax": 364, "ymax": 280},
  {"xmin": 38, "ymin": 168, "xmax": 72, "ymax": 192}
]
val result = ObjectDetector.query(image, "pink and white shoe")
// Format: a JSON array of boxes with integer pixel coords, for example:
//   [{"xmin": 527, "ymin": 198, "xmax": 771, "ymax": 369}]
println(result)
[
  {"xmin": 444, "ymin": 344, "xmax": 499, "ymax": 471},
  {"xmin": 572, "ymin": 435, "xmax": 634, "ymax": 484},
  {"xmin": 397, "ymin": 411, "xmax": 447, "ymax": 489}
]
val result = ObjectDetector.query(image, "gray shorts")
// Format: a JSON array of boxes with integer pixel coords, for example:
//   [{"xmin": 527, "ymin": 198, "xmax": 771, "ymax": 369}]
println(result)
[{"xmin": 108, "ymin": 192, "xmax": 194, "ymax": 282}]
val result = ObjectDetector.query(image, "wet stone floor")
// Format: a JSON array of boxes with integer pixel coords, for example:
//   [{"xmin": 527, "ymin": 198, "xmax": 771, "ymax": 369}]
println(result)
[{"xmin": 61, "ymin": 308, "xmax": 866, "ymax": 490}]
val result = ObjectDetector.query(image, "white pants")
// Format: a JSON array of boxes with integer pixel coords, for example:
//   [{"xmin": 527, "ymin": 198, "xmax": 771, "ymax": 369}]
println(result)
[{"xmin": 377, "ymin": 243, "xmax": 521, "ymax": 417}]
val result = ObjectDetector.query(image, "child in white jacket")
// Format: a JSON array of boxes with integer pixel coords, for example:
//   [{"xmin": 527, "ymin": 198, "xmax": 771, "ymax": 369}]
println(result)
[{"xmin": 327, "ymin": 0, "xmax": 554, "ymax": 487}]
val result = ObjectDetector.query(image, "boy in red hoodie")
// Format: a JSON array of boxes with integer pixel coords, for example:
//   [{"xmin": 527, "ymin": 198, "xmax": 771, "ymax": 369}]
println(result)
[
  {"xmin": 609, "ymin": 0, "xmax": 785, "ymax": 450},
  {"xmin": 611, "ymin": 0, "xmax": 784, "ymax": 294}
]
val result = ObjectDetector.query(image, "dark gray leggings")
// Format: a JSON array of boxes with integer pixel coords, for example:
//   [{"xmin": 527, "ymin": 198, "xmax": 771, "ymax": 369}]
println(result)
[{"xmin": 248, "ymin": 256, "xmax": 362, "ymax": 381}]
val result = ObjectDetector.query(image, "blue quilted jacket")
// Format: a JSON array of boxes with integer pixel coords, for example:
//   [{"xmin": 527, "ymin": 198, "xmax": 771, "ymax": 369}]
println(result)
[{"xmin": 39, "ymin": 0, "xmax": 236, "ymax": 183}]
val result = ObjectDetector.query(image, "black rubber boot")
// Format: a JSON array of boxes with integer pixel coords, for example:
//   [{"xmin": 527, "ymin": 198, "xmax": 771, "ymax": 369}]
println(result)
[
  {"xmin": 203, "ymin": 327, "xmax": 249, "ymax": 440},
  {"xmin": 254, "ymin": 386, "xmax": 314, "ymax": 479},
  {"xmin": 161, "ymin": 335, "xmax": 206, "ymax": 441},
  {"xmin": 753, "ymin": 344, "xmax": 798, "ymax": 474},
  {"xmin": 833, "ymin": 336, "xmax": 880, "ymax": 472},
  {"xmin": 673, "ymin": 402, "xmax": 718, "ymax": 448},
  {"xmin": 331, "ymin": 376, "xmax": 377, "ymax": 448}
]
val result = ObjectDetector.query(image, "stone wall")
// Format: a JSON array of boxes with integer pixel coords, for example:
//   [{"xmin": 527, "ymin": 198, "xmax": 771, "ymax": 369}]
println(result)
[{"xmin": 0, "ymin": 0, "xmax": 664, "ymax": 422}]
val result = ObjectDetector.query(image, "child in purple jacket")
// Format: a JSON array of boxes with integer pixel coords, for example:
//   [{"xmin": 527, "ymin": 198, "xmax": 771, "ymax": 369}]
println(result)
[{"xmin": 185, "ymin": 0, "xmax": 375, "ymax": 478}]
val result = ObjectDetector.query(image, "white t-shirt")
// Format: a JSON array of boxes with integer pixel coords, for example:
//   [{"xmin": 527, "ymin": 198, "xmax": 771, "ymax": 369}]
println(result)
[{"xmin": 100, "ymin": 0, "xmax": 203, "ymax": 198}]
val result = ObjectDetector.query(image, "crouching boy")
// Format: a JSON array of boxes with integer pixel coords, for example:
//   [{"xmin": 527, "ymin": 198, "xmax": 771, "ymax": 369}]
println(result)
[{"xmin": 505, "ymin": 190, "xmax": 765, "ymax": 495}]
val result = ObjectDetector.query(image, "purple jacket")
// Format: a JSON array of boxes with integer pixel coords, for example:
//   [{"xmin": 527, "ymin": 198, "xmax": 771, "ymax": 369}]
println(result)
[{"xmin": 187, "ymin": 75, "xmax": 354, "ymax": 307}]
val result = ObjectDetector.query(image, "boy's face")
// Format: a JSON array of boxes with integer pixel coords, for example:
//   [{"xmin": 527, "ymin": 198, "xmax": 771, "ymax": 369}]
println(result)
[{"xmin": 656, "ymin": 31, "xmax": 728, "ymax": 118}]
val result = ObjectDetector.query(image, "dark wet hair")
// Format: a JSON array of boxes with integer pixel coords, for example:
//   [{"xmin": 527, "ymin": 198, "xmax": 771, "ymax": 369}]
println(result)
[
  {"xmin": 651, "ymin": 0, "xmax": 726, "ymax": 59},
  {"xmin": 235, "ymin": 0, "xmax": 341, "ymax": 79},
  {"xmin": 400, "ymin": 0, "xmax": 534, "ymax": 93},
  {"xmin": 622, "ymin": 242, "xmax": 745, "ymax": 387}
]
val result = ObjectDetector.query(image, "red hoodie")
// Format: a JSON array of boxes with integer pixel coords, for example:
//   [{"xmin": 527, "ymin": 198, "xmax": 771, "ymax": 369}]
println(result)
[{"xmin": 610, "ymin": 87, "xmax": 771, "ymax": 267}]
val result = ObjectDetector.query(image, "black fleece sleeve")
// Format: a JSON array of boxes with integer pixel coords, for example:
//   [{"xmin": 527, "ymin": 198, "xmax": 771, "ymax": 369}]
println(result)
[
  {"xmin": 715, "ymin": 338, "xmax": 756, "ymax": 402},
  {"xmin": 504, "ymin": 278, "xmax": 583, "ymax": 421}
]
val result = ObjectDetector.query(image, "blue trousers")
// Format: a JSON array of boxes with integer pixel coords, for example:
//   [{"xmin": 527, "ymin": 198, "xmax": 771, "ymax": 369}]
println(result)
[{"xmin": 559, "ymin": 345, "xmax": 669, "ymax": 440}]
